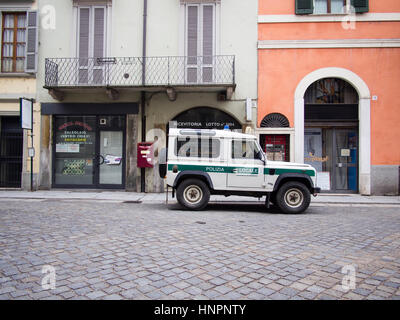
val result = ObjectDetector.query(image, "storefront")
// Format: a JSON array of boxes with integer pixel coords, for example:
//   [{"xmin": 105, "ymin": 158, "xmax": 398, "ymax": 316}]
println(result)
[
  {"xmin": 303, "ymin": 78, "xmax": 359, "ymax": 193},
  {"xmin": 41, "ymin": 103, "xmax": 138, "ymax": 189}
]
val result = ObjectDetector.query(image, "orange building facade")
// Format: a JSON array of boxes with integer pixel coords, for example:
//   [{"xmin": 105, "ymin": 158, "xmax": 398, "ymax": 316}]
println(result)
[{"xmin": 257, "ymin": 0, "xmax": 400, "ymax": 195}]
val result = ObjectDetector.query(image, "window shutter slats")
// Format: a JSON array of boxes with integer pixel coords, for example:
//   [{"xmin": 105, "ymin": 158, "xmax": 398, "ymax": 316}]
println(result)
[
  {"xmin": 93, "ymin": 8, "xmax": 105, "ymax": 59},
  {"xmin": 187, "ymin": 5, "xmax": 198, "ymax": 65},
  {"xmin": 24, "ymin": 11, "xmax": 38, "ymax": 73},
  {"xmin": 202, "ymin": 5, "xmax": 213, "ymax": 65},
  {"xmin": 295, "ymin": 0, "xmax": 314, "ymax": 15},
  {"xmin": 351, "ymin": 0, "xmax": 369, "ymax": 13},
  {"xmin": 79, "ymin": 8, "xmax": 90, "ymax": 61}
]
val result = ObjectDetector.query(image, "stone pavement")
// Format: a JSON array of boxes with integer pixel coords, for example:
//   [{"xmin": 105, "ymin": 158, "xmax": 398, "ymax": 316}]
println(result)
[
  {"xmin": 0, "ymin": 189, "xmax": 399, "ymax": 205},
  {"xmin": 0, "ymin": 199, "xmax": 399, "ymax": 300}
]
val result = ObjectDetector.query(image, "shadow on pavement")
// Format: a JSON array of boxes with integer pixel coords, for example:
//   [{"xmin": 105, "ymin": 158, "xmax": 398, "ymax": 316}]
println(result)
[{"xmin": 167, "ymin": 202, "xmax": 296, "ymax": 214}]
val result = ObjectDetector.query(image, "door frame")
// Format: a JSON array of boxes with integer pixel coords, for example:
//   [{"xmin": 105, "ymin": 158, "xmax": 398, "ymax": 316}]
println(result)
[
  {"xmin": 329, "ymin": 127, "xmax": 359, "ymax": 193},
  {"xmin": 95, "ymin": 125, "xmax": 126, "ymax": 189},
  {"xmin": 305, "ymin": 124, "xmax": 359, "ymax": 194},
  {"xmin": 52, "ymin": 115, "xmax": 126, "ymax": 189}
]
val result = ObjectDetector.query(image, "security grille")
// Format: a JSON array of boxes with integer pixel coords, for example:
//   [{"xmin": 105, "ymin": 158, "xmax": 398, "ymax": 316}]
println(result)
[{"xmin": 0, "ymin": 117, "xmax": 23, "ymax": 188}]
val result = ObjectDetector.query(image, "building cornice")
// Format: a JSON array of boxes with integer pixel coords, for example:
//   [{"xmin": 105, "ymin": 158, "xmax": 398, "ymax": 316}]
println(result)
[
  {"xmin": 258, "ymin": 39, "xmax": 400, "ymax": 49},
  {"xmin": 258, "ymin": 13, "xmax": 400, "ymax": 24}
]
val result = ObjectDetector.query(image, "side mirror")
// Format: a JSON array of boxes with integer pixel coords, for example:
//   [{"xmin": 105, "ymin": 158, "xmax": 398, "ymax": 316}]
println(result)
[{"xmin": 255, "ymin": 150, "xmax": 266, "ymax": 165}]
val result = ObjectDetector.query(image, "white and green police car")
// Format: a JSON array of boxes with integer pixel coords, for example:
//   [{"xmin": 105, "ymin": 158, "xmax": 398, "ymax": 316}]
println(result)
[{"xmin": 159, "ymin": 128, "xmax": 320, "ymax": 214}]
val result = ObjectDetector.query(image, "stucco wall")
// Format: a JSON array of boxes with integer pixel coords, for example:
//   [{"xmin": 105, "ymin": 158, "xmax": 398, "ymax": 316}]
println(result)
[{"xmin": 258, "ymin": 47, "xmax": 400, "ymax": 167}]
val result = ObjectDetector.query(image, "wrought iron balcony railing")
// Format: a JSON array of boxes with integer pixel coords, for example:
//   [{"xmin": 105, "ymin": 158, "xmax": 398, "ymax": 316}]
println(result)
[{"xmin": 44, "ymin": 55, "xmax": 235, "ymax": 88}]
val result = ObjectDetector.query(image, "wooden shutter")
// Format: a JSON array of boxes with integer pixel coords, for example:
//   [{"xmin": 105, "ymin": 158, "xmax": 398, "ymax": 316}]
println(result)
[
  {"xmin": 295, "ymin": 0, "xmax": 314, "ymax": 15},
  {"xmin": 93, "ymin": 8, "xmax": 105, "ymax": 58},
  {"xmin": 78, "ymin": 8, "xmax": 90, "ymax": 83},
  {"xmin": 78, "ymin": 8, "xmax": 90, "ymax": 61},
  {"xmin": 351, "ymin": 0, "xmax": 369, "ymax": 13},
  {"xmin": 187, "ymin": 5, "xmax": 198, "ymax": 64},
  {"xmin": 24, "ymin": 11, "xmax": 38, "ymax": 73},
  {"xmin": 202, "ymin": 5, "xmax": 213, "ymax": 64},
  {"xmin": 202, "ymin": 5, "xmax": 214, "ymax": 82},
  {"xmin": 187, "ymin": 5, "xmax": 198, "ymax": 83}
]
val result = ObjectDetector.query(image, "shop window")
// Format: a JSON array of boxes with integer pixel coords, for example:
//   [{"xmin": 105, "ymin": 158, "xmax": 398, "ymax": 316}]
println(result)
[
  {"xmin": 260, "ymin": 135, "xmax": 290, "ymax": 162},
  {"xmin": 54, "ymin": 116, "xmax": 97, "ymax": 185}
]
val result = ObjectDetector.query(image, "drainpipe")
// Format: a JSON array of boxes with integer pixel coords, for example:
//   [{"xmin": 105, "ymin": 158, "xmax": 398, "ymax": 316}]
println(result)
[{"xmin": 141, "ymin": 0, "xmax": 147, "ymax": 193}]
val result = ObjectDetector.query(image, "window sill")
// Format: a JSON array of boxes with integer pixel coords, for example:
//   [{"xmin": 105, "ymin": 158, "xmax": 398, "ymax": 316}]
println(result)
[
  {"xmin": 0, "ymin": 73, "xmax": 36, "ymax": 78},
  {"xmin": 311, "ymin": 13, "xmax": 349, "ymax": 17}
]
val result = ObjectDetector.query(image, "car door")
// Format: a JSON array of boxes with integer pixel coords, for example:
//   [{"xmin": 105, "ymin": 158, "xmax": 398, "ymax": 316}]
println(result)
[{"xmin": 227, "ymin": 139, "xmax": 265, "ymax": 190}]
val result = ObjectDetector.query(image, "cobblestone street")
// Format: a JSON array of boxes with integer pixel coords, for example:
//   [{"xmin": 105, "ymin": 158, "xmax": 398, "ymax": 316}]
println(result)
[{"xmin": 0, "ymin": 199, "xmax": 400, "ymax": 300}]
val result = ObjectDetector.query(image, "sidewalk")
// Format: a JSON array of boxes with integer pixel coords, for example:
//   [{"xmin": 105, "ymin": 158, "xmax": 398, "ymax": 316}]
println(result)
[{"xmin": 0, "ymin": 189, "xmax": 399, "ymax": 205}]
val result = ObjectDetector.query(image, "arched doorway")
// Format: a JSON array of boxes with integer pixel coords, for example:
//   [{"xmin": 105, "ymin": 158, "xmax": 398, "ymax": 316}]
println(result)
[
  {"xmin": 304, "ymin": 78, "xmax": 359, "ymax": 193},
  {"xmin": 168, "ymin": 106, "xmax": 242, "ymax": 130},
  {"xmin": 294, "ymin": 67, "xmax": 371, "ymax": 195}
]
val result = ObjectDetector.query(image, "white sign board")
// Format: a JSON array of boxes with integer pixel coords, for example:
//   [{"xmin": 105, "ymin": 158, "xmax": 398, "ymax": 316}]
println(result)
[
  {"xmin": 317, "ymin": 172, "xmax": 331, "ymax": 191},
  {"xmin": 56, "ymin": 144, "xmax": 80, "ymax": 153},
  {"xmin": 20, "ymin": 98, "xmax": 33, "ymax": 130}
]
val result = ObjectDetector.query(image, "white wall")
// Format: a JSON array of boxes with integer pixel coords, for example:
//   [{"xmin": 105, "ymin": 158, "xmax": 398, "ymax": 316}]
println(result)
[{"xmin": 37, "ymin": 0, "xmax": 258, "ymax": 103}]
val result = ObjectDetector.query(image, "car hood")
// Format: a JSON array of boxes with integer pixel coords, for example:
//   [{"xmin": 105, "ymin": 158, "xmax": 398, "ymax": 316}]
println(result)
[{"xmin": 267, "ymin": 161, "xmax": 316, "ymax": 170}]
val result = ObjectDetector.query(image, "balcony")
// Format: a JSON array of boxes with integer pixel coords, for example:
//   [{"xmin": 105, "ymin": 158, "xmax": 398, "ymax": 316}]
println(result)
[{"xmin": 44, "ymin": 56, "xmax": 236, "ymax": 101}]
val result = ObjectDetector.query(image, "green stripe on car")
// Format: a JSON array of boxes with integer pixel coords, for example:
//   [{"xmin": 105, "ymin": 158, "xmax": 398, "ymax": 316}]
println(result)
[{"xmin": 168, "ymin": 164, "xmax": 315, "ymax": 177}]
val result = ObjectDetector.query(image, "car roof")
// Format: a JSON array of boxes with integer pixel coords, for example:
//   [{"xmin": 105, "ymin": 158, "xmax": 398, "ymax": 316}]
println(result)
[{"xmin": 168, "ymin": 128, "xmax": 257, "ymax": 140}]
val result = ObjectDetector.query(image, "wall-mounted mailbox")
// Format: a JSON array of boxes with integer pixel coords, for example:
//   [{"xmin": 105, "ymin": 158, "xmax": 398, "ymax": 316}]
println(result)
[{"xmin": 137, "ymin": 142, "xmax": 154, "ymax": 168}]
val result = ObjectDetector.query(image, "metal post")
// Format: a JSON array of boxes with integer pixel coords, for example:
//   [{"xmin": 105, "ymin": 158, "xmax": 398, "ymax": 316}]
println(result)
[
  {"xmin": 140, "ymin": 0, "xmax": 148, "ymax": 193},
  {"xmin": 30, "ymin": 129, "xmax": 33, "ymax": 192},
  {"xmin": 232, "ymin": 56, "xmax": 235, "ymax": 85}
]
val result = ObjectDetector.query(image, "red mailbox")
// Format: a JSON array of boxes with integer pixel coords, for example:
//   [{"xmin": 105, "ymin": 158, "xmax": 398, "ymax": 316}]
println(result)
[{"xmin": 137, "ymin": 142, "xmax": 154, "ymax": 168}]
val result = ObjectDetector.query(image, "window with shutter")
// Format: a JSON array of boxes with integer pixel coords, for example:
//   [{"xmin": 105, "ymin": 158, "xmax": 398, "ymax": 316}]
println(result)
[
  {"xmin": 185, "ymin": 3, "xmax": 215, "ymax": 84},
  {"xmin": 351, "ymin": 0, "xmax": 368, "ymax": 13},
  {"xmin": 77, "ymin": 6, "xmax": 106, "ymax": 84},
  {"xmin": 25, "ymin": 11, "xmax": 38, "ymax": 73},
  {"xmin": 1, "ymin": 12, "xmax": 29, "ymax": 73},
  {"xmin": 295, "ymin": 0, "xmax": 314, "ymax": 15},
  {"xmin": 296, "ymin": 0, "xmax": 361, "ymax": 15}
]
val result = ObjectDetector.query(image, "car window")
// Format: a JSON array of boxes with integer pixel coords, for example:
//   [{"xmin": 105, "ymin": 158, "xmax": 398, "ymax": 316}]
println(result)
[
  {"xmin": 175, "ymin": 137, "xmax": 220, "ymax": 158},
  {"xmin": 231, "ymin": 139, "xmax": 260, "ymax": 160}
]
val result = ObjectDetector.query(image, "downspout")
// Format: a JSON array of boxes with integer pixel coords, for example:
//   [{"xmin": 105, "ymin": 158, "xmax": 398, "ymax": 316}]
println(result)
[{"xmin": 141, "ymin": 0, "xmax": 147, "ymax": 192}]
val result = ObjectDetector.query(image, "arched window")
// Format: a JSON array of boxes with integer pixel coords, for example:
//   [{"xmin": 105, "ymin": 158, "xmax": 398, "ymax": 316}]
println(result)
[
  {"xmin": 304, "ymin": 78, "xmax": 358, "ymax": 104},
  {"xmin": 170, "ymin": 107, "xmax": 242, "ymax": 130},
  {"xmin": 260, "ymin": 113, "xmax": 290, "ymax": 128}
]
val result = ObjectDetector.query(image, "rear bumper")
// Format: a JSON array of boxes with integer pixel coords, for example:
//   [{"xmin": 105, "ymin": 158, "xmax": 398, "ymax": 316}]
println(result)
[{"xmin": 311, "ymin": 187, "xmax": 321, "ymax": 196}]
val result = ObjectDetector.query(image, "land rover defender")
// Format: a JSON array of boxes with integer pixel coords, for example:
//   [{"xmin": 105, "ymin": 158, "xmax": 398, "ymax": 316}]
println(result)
[{"xmin": 159, "ymin": 128, "xmax": 320, "ymax": 214}]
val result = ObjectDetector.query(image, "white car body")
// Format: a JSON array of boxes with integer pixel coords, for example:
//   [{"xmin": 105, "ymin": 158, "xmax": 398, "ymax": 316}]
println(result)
[{"xmin": 166, "ymin": 128, "xmax": 318, "ymax": 194}]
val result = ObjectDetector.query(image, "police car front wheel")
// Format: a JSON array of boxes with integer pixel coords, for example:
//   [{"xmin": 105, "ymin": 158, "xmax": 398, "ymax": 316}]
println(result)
[{"xmin": 276, "ymin": 181, "xmax": 311, "ymax": 214}]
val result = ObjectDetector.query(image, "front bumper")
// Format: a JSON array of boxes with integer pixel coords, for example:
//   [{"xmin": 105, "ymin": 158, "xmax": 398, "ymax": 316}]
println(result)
[{"xmin": 311, "ymin": 187, "xmax": 321, "ymax": 196}]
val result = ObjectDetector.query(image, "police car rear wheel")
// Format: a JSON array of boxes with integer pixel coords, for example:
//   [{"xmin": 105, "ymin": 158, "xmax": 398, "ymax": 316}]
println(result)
[{"xmin": 177, "ymin": 179, "xmax": 210, "ymax": 210}]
